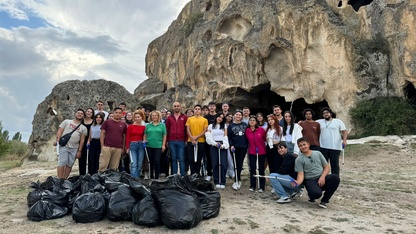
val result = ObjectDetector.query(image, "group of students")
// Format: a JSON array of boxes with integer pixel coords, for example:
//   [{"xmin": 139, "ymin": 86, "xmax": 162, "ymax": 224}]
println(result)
[{"xmin": 55, "ymin": 101, "xmax": 347, "ymax": 209}]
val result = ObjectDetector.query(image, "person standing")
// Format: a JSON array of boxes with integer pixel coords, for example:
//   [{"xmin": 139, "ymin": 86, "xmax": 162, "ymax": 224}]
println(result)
[
  {"xmin": 224, "ymin": 113, "xmax": 235, "ymax": 178},
  {"xmin": 159, "ymin": 108, "xmax": 169, "ymax": 177},
  {"xmin": 165, "ymin": 102, "xmax": 188, "ymax": 176},
  {"xmin": 265, "ymin": 114, "xmax": 283, "ymax": 174},
  {"xmin": 242, "ymin": 107, "xmax": 250, "ymax": 124},
  {"xmin": 282, "ymin": 111, "xmax": 303, "ymax": 155},
  {"xmin": 126, "ymin": 110, "xmax": 146, "ymax": 178},
  {"xmin": 298, "ymin": 108, "xmax": 321, "ymax": 151},
  {"xmin": 87, "ymin": 112, "xmax": 105, "ymax": 175},
  {"xmin": 316, "ymin": 107, "xmax": 348, "ymax": 176},
  {"xmin": 205, "ymin": 113, "xmax": 229, "ymax": 189},
  {"xmin": 144, "ymin": 111, "xmax": 167, "ymax": 179},
  {"xmin": 203, "ymin": 101, "xmax": 217, "ymax": 181},
  {"xmin": 54, "ymin": 109, "xmax": 88, "ymax": 179},
  {"xmin": 186, "ymin": 105, "xmax": 208, "ymax": 176},
  {"xmin": 119, "ymin": 102, "xmax": 128, "ymax": 117},
  {"xmin": 228, "ymin": 111, "xmax": 248, "ymax": 190},
  {"xmin": 95, "ymin": 100, "xmax": 109, "ymax": 120},
  {"xmin": 79, "ymin": 108, "xmax": 94, "ymax": 175},
  {"xmin": 294, "ymin": 137, "xmax": 340, "ymax": 209},
  {"xmin": 98, "ymin": 107, "xmax": 127, "ymax": 173},
  {"xmin": 221, "ymin": 102, "xmax": 230, "ymax": 116},
  {"xmin": 273, "ymin": 105, "xmax": 284, "ymax": 126},
  {"xmin": 246, "ymin": 115, "xmax": 267, "ymax": 192}
]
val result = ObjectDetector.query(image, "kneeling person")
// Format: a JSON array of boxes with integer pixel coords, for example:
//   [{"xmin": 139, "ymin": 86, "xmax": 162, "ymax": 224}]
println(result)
[
  {"xmin": 270, "ymin": 142, "xmax": 302, "ymax": 204},
  {"xmin": 293, "ymin": 137, "xmax": 340, "ymax": 209}
]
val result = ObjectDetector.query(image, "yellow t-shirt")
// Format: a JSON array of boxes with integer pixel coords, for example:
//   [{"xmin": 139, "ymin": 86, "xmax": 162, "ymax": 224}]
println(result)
[{"xmin": 186, "ymin": 116, "xmax": 208, "ymax": 143}]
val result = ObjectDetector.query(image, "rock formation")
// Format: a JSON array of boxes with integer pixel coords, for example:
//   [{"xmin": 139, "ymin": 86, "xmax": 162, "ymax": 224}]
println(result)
[
  {"xmin": 136, "ymin": 0, "xmax": 416, "ymax": 128},
  {"xmin": 28, "ymin": 79, "xmax": 135, "ymax": 161}
]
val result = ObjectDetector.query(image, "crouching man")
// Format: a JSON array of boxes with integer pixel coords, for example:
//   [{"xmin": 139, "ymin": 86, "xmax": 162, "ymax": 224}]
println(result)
[{"xmin": 293, "ymin": 137, "xmax": 340, "ymax": 208}]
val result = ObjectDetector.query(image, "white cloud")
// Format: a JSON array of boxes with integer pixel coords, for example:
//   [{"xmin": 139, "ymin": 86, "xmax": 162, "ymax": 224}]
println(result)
[{"xmin": 0, "ymin": 0, "xmax": 190, "ymax": 143}]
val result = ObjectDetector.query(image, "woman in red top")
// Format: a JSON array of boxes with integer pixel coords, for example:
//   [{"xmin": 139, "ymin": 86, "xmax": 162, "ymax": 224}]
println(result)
[
  {"xmin": 245, "ymin": 116, "xmax": 267, "ymax": 192},
  {"xmin": 126, "ymin": 110, "xmax": 146, "ymax": 178}
]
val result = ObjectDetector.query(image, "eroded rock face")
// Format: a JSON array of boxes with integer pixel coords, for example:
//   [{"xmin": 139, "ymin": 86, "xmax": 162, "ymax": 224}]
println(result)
[
  {"xmin": 137, "ymin": 0, "xmax": 416, "ymax": 129},
  {"xmin": 28, "ymin": 79, "xmax": 135, "ymax": 161}
]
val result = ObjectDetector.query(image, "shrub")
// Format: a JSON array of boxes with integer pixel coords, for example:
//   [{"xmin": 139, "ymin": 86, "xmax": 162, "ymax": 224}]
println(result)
[{"xmin": 350, "ymin": 96, "xmax": 416, "ymax": 136}]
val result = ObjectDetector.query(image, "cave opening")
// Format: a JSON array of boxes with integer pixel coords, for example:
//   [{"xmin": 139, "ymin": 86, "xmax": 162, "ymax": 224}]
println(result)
[
  {"xmin": 224, "ymin": 83, "xmax": 330, "ymax": 121},
  {"xmin": 404, "ymin": 81, "xmax": 416, "ymax": 107}
]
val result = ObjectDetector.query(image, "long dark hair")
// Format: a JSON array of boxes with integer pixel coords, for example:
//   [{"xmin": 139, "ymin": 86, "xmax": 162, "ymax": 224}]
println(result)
[
  {"xmin": 212, "ymin": 113, "xmax": 226, "ymax": 130},
  {"xmin": 93, "ymin": 112, "xmax": 105, "ymax": 126},
  {"xmin": 266, "ymin": 114, "xmax": 281, "ymax": 136},
  {"xmin": 283, "ymin": 111, "xmax": 294, "ymax": 136}
]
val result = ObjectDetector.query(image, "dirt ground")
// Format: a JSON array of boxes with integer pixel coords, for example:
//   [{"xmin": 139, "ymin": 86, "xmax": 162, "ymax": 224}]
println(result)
[{"xmin": 1, "ymin": 139, "xmax": 416, "ymax": 234}]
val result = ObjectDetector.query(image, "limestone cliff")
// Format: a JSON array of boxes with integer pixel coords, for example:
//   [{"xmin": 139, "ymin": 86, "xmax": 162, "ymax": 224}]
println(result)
[
  {"xmin": 136, "ymin": 0, "xmax": 416, "ymax": 128},
  {"xmin": 28, "ymin": 79, "xmax": 135, "ymax": 161}
]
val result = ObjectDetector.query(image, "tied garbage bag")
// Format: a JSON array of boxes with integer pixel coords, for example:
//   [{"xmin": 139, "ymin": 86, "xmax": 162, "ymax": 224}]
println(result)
[
  {"xmin": 183, "ymin": 174, "xmax": 214, "ymax": 192},
  {"xmin": 27, "ymin": 182, "xmax": 48, "ymax": 207},
  {"xmin": 132, "ymin": 195, "xmax": 161, "ymax": 227},
  {"xmin": 194, "ymin": 190, "xmax": 221, "ymax": 219},
  {"xmin": 153, "ymin": 188, "xmax": 202, "ymax": 229},
  {"xmin": 120, "ymin": 173, "xmax": 151, "ymax": 199},
  {"xmin": 72, "ymin": 192, "xmax": 106, "ymax": 223},
  {"xmin": 27, "ymin": 200, "xmax": 68, "ymax": 222},
  {"xmin": 107, "ymin": 185, "xmax": 139, "ymax": 221}
]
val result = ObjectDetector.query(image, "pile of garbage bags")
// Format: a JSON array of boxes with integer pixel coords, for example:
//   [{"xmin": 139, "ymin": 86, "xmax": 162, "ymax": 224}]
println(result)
[{"xmin": 26, "ymin": 171, "xmax": 221, "ymax": 229}]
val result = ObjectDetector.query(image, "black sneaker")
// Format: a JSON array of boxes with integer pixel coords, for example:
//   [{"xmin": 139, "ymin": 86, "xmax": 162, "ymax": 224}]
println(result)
[
  {"xmin": 290, "ymin": 189, "xmax": 303, "ymax": 199},
  {"xmin": 308, "ymin": 198, "xmax": 316, "ymax": 204},
  {"xmin": 319, "ymin": 201, "xmax": 328, "ymax": 209}
]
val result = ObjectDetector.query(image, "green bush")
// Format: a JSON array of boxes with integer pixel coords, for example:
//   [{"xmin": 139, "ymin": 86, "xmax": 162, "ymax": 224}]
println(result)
[
  {"xmin": 350, "ymin": 96, "xmax": 416, "ymax": 136},
  {"xmin": 8, "ymin": 140, "xmax": 28, "ymax": 158}
]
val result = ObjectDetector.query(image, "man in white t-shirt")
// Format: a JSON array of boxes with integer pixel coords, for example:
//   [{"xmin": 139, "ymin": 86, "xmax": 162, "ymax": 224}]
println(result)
[
  {"xmin": 316, "ymin": 107, "xmax": 348, "ymax": 176},
  {"xmin": 94, "ymin": 100, "xmax": 109, "ymax": 119},
  {"xmin": 53, "ymin": 109, "xmax": 88, "ymax": 179}
]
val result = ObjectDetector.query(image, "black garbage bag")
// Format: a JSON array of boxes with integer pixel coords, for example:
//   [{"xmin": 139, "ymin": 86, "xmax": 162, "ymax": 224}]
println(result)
[
  {"xmin": 194, "ymin": 190, "xmax": 221, "ymax": 219},
  {"xmin": 183, "ymin": 174, "xmax": 214, "ymax": 192},
  {"xmin": 27, "ymin": 182, "xmax": 48, "ymax": 207},
  {"xmin": 132, "ymin": 195, "xmax": 161, "ymax": 227},
  {"xmin": 153, "ymin": 188, "xmax": 202, "ymax": 229},
  {"xmin": 107, "ymin": 185, "xmax": 140, "ymax": 221},
  {"xmin": 27, "ymin": 200, "xmax": 68, "ymax": 222},
  {"xmin": 72, "ymin": 192, "xmax": 106, "ymax": 223},
  {"xmin": 52, "ymin": 179, "xmax": 73, "ymax": 194},
  {"xmin": 104, "ymin": 179, "xmax": 125, "ymax": 192},
  {"xmin": 41, "ymin": 190, "xmax": 69, "ymax": 207},
  {"xmin": 39, "ymin": 176, "xmax": 60, "ymax": 191},
  {"xmin": 67, "ymin": 191, "xmax": 79, "ymax": 211},
  {"xmin": 120, "ymin": 173, "xmax": 151, "ymax": 199},
  {"xmin": 81, "ymin": 175, "xmax": 105, "ymax": 194},
  {"xmin": 150, "ymin": 174, "xmax": 188, "ymax": 193}
]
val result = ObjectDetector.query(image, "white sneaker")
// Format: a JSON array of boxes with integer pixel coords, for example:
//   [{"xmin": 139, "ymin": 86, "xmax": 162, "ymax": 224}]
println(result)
[
  {"xmin": 215, "ymin": 184, "xmax": 221, "ymax": 189},
  {"xmin": 276, "ymin": 196, "xmax": 292, "ymax": 204},
  {"xmin": 144, "ymin": 172, "xmax": 149, "ymax": 180},
  {"xmin": 220, "ymin": 185, "xmax": 225, "ymax": 189},
  {"xmin": 258, "ymin": 188, "xmax": 264, "ymax": 193},
  {"xmin": 232, "ymin": 182, "xmax": 240, "ymax": 191},
  {"xmin": 237, "ymin": 181, "xmax": 242, "ymax": 189},
  {"xmin": 271, "ymin": 189, "xmax": 275, "ymax": 194},
  {"xmin": 205, "ymin": 176, "xmax": 212, "ymax": 181}
]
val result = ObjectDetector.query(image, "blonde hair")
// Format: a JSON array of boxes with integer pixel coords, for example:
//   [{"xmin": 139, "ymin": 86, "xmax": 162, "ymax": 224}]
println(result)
[{"xmin": 150, "ymin": 110, "xmax": 162, "ymax": 123}]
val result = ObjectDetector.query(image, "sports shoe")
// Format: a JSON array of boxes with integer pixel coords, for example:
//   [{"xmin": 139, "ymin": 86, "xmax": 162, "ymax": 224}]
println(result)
[
  {"xmin": 290, "ymin": 189, "xmax": 303, "ymax": 200},
  {"xmin": 144, "ymin": 172, "xmax": 149, "ymax": 180},
  {"xmin": 160, "ymin": 173, "xmax": 166, "ymax": 177},
  {"xmin": 220, "ymin": 185, "xmax": 225, "ymax": 189},
  {"xmin": 271, "ymin": 189, "xmax": 275, "ymax": 194},
  {"xmin": 319, "ymin": 201, "xmax": 328, "ymax": 209},
  {"xmin": 215, "ymin": 184, "xmax": 221, "ymax": 189},
  {"xmin": 205, "ymin": 176, "xmax": 212, "ymax": 182},
  {"xmin": 276, "ymin": 196, "xmax": 292, "ymax": 204},
  {"xmin": 308, "ymin": 198, "xmax": 316, "ymax": 204},
  {"xmin": 258, "ymin": 189, "xmax": 264, "ymax": 193},
  {"xmin": 249, "ymin": 187, "xmax": 255, "ymax": 192},
  {"xmin": 232, "ymin": 182, "xmax": 240, "ymax": 191}
]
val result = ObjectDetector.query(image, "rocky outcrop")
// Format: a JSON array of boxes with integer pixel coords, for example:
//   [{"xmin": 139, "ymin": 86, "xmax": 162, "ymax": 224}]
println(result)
[
  {"xmin": 28, "ymin": 79, "xmax": 135, "ymax": 161},
  {"xmin": 137, "ymin": 0, "xmax": 416, "ymax": 129}
]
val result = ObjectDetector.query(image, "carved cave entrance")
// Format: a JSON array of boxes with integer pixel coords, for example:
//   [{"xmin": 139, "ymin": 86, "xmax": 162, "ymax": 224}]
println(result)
[
  {"xmin": 225, "ymin": 84, "xmax": 330, "ymax": 121},
  {"xmin": 404, "ymin": 81, "xmax": 416, "ymax": 107}
]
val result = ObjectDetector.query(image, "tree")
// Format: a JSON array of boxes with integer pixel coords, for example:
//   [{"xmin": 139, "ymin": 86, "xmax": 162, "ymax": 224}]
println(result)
[
  {"xmin": 0, "ymin": 121, "xmax": 11, "ymax": 158},
  {"xmin": 12, "ymin": 132, "xmax": 22, "ymax": 142},
  {"xmin": 2, "ymin": 130, "xmax": 9, "ymax": 141}
]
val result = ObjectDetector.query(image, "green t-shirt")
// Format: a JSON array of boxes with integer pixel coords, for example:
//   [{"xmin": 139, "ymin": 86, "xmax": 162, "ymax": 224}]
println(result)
[
  {"xmin": 295, "ymin": 150, "xmax": 328, "ymax": 179},
  {"xmin": 144, "ymin": 122, "xmax": 167, "ymax": 148}
]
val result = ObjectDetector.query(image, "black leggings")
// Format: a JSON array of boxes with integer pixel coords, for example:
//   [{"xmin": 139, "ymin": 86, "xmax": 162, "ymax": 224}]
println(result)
[
  {"xmin": 233, "ymin": 147, "xmax": 247, "ymax": 182},
  {"xmin": 147, "ymin": 147, "xmax": 161, "ymax": 179}
]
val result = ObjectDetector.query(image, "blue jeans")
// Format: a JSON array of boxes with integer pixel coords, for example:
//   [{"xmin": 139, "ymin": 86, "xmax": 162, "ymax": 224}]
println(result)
[
  {"xmin": 269, "ymin": 173, "xmax": 298, "ymax": 198},
  {"xmin": 129, "ymin": 141, "xmax": 145, "ymax": 178},
  {"xmin": 169, "ymin": 141, "xmax": 186, "ymax": 176}
]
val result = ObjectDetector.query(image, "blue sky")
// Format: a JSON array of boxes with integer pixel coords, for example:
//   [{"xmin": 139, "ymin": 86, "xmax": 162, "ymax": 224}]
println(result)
[{"xmin": 0, "ymin": 0, "xmax": 189, "ymax": 143}]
